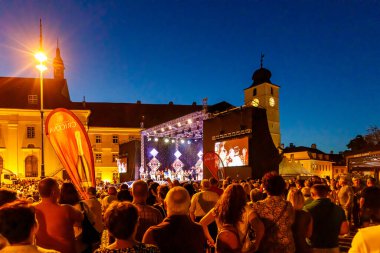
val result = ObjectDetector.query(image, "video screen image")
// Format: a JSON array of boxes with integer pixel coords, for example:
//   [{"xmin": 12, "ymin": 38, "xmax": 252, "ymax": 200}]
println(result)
[{"xmin": 215, "ymin": 137, "xmax": 249, "ymax": 167}]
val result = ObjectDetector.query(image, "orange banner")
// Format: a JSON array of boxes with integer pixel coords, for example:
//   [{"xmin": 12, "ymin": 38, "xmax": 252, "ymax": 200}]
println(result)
[
  {"xmin": 203, "ymin": 152, "xmax": 223, "ymax": 180},
  {"xmin": 46, "ymin": 108, "xmax": 95, "ymax": 198}
]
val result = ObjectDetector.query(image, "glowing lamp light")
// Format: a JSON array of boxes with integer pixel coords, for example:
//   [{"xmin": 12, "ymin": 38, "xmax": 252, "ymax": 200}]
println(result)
[
  {"xmin": 154, "ymin": 137, "xmax": 158, "ymax": 142},
  {"xmin": 161, "ymin": 128, "xmax": 165, "ymax": 132},
  {"xmin": 36, "ymin": 63, "xmax": 47, "ymax": 72},
  {"xmin": 187, "ymin": 140, "xmax": 191, "ymax": 144},
  {"xmin": 164, "ymin": 138, "xmax": 169, "ymax": 143},
  {"xmin": 168, "ymin": 125, "xmax": 172, "ymax": 130},
  {"xmin": 35, "ymin": 51, "xmax": 47, "ymax": 62},
  {"xmin": 171, "ymin": 139, "xmax": 175, "ymax": 143},
  {"xmin": 178, "ymin": 122, "xmax": 181, "ymax": 127},
  {"xmin": 147, "ymin": 137, "xmax": 152, "ymax": 141},
  {"xmin": 180, "ymin": 139, "xmax": 185, "ymax": 144},
  {"xmin": 187, "ymin": 119, "xmax": 192, "ymax": 124}
]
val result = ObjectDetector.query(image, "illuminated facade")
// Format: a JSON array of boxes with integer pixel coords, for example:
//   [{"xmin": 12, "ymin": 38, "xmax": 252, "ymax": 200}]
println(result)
[
  {"xmin": 244, "ymin": 63, "xmax": 281, "ymax": 148},
  {"xmin": 280, "ymin": 144, "xmax": 334, "ymax": 178},
  {"xmin": 0, "ymin": 46, "xmax": 200, "ymax": 182}
]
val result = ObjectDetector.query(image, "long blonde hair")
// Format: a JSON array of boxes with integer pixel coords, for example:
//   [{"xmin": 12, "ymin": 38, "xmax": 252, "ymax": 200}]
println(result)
[{"xmin": 287, "ymin": 188, "xmax": 304, "ymax": 210}]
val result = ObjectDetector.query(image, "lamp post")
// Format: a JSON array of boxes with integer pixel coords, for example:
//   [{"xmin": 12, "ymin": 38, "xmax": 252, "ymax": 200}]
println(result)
[{"xmin": 35, "ymin": 19, "xmax": 47, "ymax": 178}]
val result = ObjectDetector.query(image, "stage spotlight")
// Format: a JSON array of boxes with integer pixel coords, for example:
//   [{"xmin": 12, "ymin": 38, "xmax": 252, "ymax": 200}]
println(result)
[
  {"xmin": 161, "ymin": 127, "xmax": 165, "ymax": 132},
  {"xmin": 148, "ymin": 137, "xmax": 152, "ymax": 141},
  {"xmin": 154, "ymin": 138, "xmax": 158, "ymax": 142},
  {"xmin": 168, "ymin": 125, "xmax": 172, "ymax": 130},
  {"xmin": 178, "ymin": 122, "xmax": 181, "ymax": 127},
  {"xmin": 180, "ymin": 139, "xmax": 185, "ymax": 144},
  {"xmin": 164, "ymin": 138, "xmax": 169, "ymax": 143},
  {"xmin": 171, "ymin": 139, "xmax": 175, "ymax": 143},
  {"xmin": 187, "ymin": 140, "xmax": 191, "ymax": 144},
  {"xmin": 187, "ymin": 119, "xmax": 192, "ymax": 124}
]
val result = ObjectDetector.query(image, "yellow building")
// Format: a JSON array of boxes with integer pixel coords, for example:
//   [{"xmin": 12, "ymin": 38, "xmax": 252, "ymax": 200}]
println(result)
[
  {"xmin": 244, "ymin": 60, "xmax": 281, "ymax": 148},
  {"xmin": 280, "ymin": 144, "xmax": 334, "ymax": 178},
  {"xmin": 0, "ymin": 46, "xmax": 200, "ymax": 182}
]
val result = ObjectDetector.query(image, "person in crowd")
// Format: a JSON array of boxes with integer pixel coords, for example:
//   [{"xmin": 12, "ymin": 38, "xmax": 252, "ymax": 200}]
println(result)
[
  {"xmin": 182, "ymin": 183, "xmax": 196, "ymax": 198},
  {"xmin": 83, "ymin": 187, "xmax": 103, "ymax": 235},
  {"xmin": 147, "ymin": 182, "xmax": 159, "ymax": 206},
  {"xmin": 349, "ymin": 186, "xmax": 380, "ymax": 253},
  {"xmin": 287, "ymin": 188, "xmax": 313, "ymax": 253},
  {"xmin": 304, "ymin": 184, "xmax": 349, "ymax": 253},
  {"xmin": 252, "ymin": 172, "xmax": 295, "ymax": 253},
  {"xmin": 132, "ymin": 180, "xmax": 163, "ymax": 241},
  {"xmin": 0, "ymin": 188, "xmax": 18, "ymax": 250},
  {"xmin": 209, "ymin": 177, "xmax": 223, "ymax": 196},
  {"xmin": 153, "ymin": 185, "xmax": 170, "ymax": 218},
  {"xmin": 352, "ymin": 177, "xmax": 363, "ymax": 228},
  {"xmin": 249, "ymin": 188, "xmax": 264, "ymax": 204},
  {"xmin": 95, "ymin": 202, "xmax": 159, "ymax": 253},
  {"xmin": 337, "ymin": 176, "xmax": 354, "ymax": 235},
  {"xmin": 190, "ymin": 179, "xmax": 219, "ymax": 222},
  {"xmin": 360, "ymin": 177, "xmax": 380, "ymax": 227},
  {"xmin": 143, "ymin": 186, "xmax": 206, "ymax": 253},
  {"xmin": 301, "ymin": 187, "xmax": 313, "ymax": 206},
  {"xmin": 201, "ymin": 184, "xmax": 264, "ymax": 253},
  {"xmin": 0, "ymin": 200, "xmax": 59, "ymax": 253},
  {"xmin": 117, "ymin": 184, "xmax": 133, "ymax": 202},
  {"xmin": 102, "ymin": 186, "xmax": 117, "ymax": 213},
  {"xmin": 33, "ymin": 178, "xmax": 83, "ymax": 253}
]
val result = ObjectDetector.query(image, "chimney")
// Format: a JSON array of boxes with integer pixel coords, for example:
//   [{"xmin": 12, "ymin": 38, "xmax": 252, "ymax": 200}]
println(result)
[
  {"xmin": 136, "ymin": 100, "xmax": 141, "ymax": 104},
  {"xmin": 311, "ymin": 143, "xmax": 317, "ymax": 149},
  {"xmin": 330, "ymin": 150, "xmax": 334, "ymax": 154},
  {"xmin": 169, "ymin": 101, "xmax": 173, "ymax": 105},
  {"xmin": 290, "ymin": 143, "xmax": 295, "ymax": 148}
]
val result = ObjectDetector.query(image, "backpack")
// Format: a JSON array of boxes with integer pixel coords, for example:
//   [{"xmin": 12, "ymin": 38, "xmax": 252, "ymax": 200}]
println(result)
[
  {"xmin": 216, "ymin": 224, "xmax": 242, "ymax": 253},
  {"xmin": 80, "ymin": 201, "xmax": 101, "ymax": 245}
]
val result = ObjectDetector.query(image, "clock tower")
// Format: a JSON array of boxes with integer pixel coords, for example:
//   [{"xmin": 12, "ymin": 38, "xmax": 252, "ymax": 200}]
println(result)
[{"xmin": 244, "ymin": 56, "xmax": 281, "ymax": 148}]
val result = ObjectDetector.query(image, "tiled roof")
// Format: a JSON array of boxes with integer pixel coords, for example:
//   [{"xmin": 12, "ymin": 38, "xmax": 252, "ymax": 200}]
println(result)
[
  {"xmin": 0, "ymin": 77, "xmax": 71, "ymax": 109},
  {"xmin": 283, "ymin": 146, "xmax": 326, "ymax": 155}
]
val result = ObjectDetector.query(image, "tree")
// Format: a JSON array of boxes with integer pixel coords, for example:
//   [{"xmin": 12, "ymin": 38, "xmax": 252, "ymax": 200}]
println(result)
[
  {"xmin": 365, "ymin": 126, "xmax": 380, "ymax": 147},
  {"xmin": 347, "ymin": 135, "xmax": 368, "ymax": 151}
]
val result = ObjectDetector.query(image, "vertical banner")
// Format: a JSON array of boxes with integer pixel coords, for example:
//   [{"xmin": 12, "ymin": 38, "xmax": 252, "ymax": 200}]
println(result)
[
  {"xmin": 45, "ymin": 108, "xmax": 95, "ymax": 198},
  {"xmin": 203, "ymin": 152, "xmax": 224, "ymax": 180}
]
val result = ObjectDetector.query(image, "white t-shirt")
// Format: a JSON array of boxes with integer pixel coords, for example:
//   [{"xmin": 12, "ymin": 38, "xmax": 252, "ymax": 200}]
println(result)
[{"xmin": 349, "ymin": 225, "xmax": 380, "ymax": 253}]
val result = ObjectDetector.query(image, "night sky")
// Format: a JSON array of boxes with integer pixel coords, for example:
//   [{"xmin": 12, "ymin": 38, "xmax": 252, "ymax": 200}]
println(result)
[{"xmin": 0, "ymin": 1, "xmax": 379, "ymax": 153}]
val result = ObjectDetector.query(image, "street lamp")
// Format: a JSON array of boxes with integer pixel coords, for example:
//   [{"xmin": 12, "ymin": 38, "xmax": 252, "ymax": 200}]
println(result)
[{"xmin": 35, "ymin": 19, "xmax": 47, "ymax": 178}]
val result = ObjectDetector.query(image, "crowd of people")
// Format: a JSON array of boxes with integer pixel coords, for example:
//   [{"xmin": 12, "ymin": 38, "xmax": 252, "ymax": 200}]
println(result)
[{"xmin": 0, "ymin": 172, "xmax": 379, "ymax": 253}]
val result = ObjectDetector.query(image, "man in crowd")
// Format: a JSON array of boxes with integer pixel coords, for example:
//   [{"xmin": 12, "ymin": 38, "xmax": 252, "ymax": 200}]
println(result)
[
  {"xmin": 304, "ymin": 184, "xmax": 349, "ymax": 253},
  {"xmin": 101, "ymin": 186, "xmax": 117, "ymax": 212},
  {"xmin": 351, "ymin": 177, "xmax": 363, "ymax": 228},
  {"xmin": 189, "ymin": 179, "xmax": 219, "ymax": 222},
  {"xmin": 143, "ymin": 186, "xmax": 206, "ymax": 253},
  {"xmin": 209, "ymin": 177, "xmax": 223, "ymax": 196},
  {"xmin": 360, "ymin": 177, "xmax": 379, "ymax": 227},
  {"xmin": 132, "ymin": 180, "xmax": 163, "ymax": 241},
  {"xmin": 34, "ymin": 178, "xmax": 83, "ymax": 253},
  {"xmin": 337, "ymin": 176, "xmax": 354, "ymax": 235},
  {"xmin": 83, "ymin": 186, "xmax": 103, "ymax": 234}
]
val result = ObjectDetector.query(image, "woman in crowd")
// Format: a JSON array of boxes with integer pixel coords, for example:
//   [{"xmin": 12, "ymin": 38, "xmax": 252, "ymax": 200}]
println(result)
[
  {"xmin": 0, "ymin": 200, "xmax": 59, "ymax": 253},
  {"xmin": 95, "ymin": 202, "xmax": 159, "ymax": 253},
  {"xmin": 153, "ymin": 184, "xmax": 170, "ymax": 218},
  {"xmin": 59, "ymin": 182, "xmax": 96, "ymax": 253},
  {"xmin": 252, "ymin": 172, "xmax": 295, "ymax": 253},
  {"xmin": 287, "ymin": 188, "xmax": 313, "ymax": 253},
  {"xmin": 200, "ymin": 184, "xmax": 264, "ymax": 253}
]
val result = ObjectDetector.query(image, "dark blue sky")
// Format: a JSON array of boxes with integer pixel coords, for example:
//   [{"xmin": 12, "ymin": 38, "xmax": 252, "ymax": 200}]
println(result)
[{"xmin": 0, "ymin": 0, "xmax": 379, "ymax": 153}]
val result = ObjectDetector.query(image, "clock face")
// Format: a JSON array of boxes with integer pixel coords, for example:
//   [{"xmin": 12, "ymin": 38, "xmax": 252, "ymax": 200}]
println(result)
[
  {"xmin": 251, "ymin": 98, "xmax": 259, "ymax": 107},
  {"xmin": 269, "ymin": 97, "xmax": 275, "ymax": 107}
]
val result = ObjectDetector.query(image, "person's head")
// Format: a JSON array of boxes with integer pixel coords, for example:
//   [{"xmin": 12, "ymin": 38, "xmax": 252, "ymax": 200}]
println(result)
[
  {"xmin": 38, "ymin": 177, "xmax": 60, "ymax": 201},
  {"xmin": 59, "ymin": 182, "xmax": 80, "ymax": 205},
  {"xmin": 120, "ymin": 184, "xmax": 129, "ymax": 191},
  {"xmin": 132, "ymin": 180, "xmax": 148, "ymax": 202},
  {"xmin": 222, "ymin": 180, "xmax": 229, "ymax": 190},
  {"xmin": 367, "ymin": 177, "xmax": 376, "ymax": 187},
  {"xmin": 172, "ymin": 179, "xmax": 181, "ymax": 187},
  {"xmin": 182, "ymin": 183, "xmax": 196, "ymax": 198},
  {"xmin": 0, "ymin": 188, "xmax": 17, "ymax": 207},
  {"xmin": 149, "ymin": 182, "xmax": 160, "ymax": 196},
  {"xmin": 0, "ymin": 200, "xmax": 37, "ymax": 244},
  {"xmin": 164, "ymin": 186, "xmax": 190, "ymax": 216},
  {"xmin": 262, "ymin": 172, "xmax": 286, "ymax": 196},
  {"xmin": 352, "ymin": 177, "xmax": 361, "ymax": 187},
  {"xmin": 209, "ymin": 177, "xmax": 219, "ymax": 187},
  {"xmin": 201, "ymin": 179, "xmax": 211, "ymax": 191},
  {"xmin": 104, "ymin": 202, "xmax": 139, "ymax": 240},
  {"xmin": 108, "ymin": 186, "xmax": 117, "ymax": 196},
  {"xmin": 87, "ymin": 186, "xmax": 97, "ymax": 197},
  {"xmin": 287, "ymin": 189, "xmax": 305, "ymax": 210},
  {"xmin": 311, "ymin": 184, "xmax": 330, "ymax": 199},
  {"xmin": 249, "ymin": 188, "xmax": 264, "ymax": 203},
  {"xmin": 157, "ymin": 185, "xmax": 170, "ymax": 203},
  {"xmin": 339, "ymin": 176, "xmax": 349, "ymax": 186},
  {"xmin": 301, "ymin": 187, "xmax": 311, "ymax": 198},
  {"xmin": 215, "ymin": 184, "xmax": 247, "ymax": 226}
]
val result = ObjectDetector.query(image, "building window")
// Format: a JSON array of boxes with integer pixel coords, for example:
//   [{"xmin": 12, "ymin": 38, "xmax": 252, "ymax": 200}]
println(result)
[
  {"xmin": 112, "ymin": 154, "xmax": 118, "ymax": 163},
  {"xmin": 25, "ymin": 155, "xmax": 38, "ymax": 177},
  {"xmin": 96, "ymin": 172, "xmax": 102, "ymax": 179},
  {"xmin": 253, "ymin": 88, "xmax": 257, "ymax": 96},
  {"xmin": 28, "ymin": 95, "xmax": 38, "ymax": 104},
  {"xmin": 0, "ymin": 156, "xmax": 3, "ymax": 172},
  {"xmin": 95, "ymin": 135, "xmax": 101, "ymax": 143},
  {"xmin": 95, "ymin": 154, "xmax": 102, "ymax": 163},
  {"xmin": 27, "ymin": 127, "xmax": 35, "ymax": 139},
  {"xmin": 112, "ymin": 135, "xmax": 119, "ymax": 144}
]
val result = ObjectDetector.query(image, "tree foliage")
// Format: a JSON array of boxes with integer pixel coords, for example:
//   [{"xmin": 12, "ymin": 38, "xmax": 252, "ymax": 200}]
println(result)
[{"xmin": 347, "ymin": 126, "xmax": 380, "ymax": 151}]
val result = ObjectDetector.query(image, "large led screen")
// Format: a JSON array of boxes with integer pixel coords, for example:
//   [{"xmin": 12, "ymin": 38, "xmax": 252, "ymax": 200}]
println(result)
[{"xmin": 215, "ymin": 137, "xmax": 249, "ymax": 167}]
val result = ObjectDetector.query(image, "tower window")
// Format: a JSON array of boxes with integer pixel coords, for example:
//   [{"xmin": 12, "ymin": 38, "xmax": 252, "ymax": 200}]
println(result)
[
  {"xmin": 27, "ymin": 127, "xmax": 35, "ymax": 139},
  {"xmin": 271, "ymin": 87, "xmax": 273, "ymax": 95},
  {"xmin": 95, "ymin": 135, "xmax": 102, "ymax": 143},
  {"xmin": 112, "ymin": 135, "xmax": 119, "ymax": 144},
  {"xmin": 253, "ymin": 88, "xmax": 257, "ymax": 96},
  {"xmin": 95, "ymin": 154, "xmax": 102, "ymax": 163},
  {"xmin": 112, "ymin": 154, "xmax": 118, "ymax": 163}
]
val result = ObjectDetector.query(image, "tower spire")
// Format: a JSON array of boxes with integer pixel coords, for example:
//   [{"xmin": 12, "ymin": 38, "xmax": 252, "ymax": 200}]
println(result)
[
  {"xmin": 39, "ymin": 18, "xmax": 43, "ymax": 50},
  {"xmin": 260, "ymin": 52, "xmax": 264, "ymax": 68},
  {"xmin": 53, "ymin": 36, "xmax": 65, "ymax": 79}
]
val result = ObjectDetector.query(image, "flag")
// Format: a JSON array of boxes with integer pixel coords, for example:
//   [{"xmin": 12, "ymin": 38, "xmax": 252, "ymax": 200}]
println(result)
[
  {"xmin": 203, "ymin": 152, "xmax": 223, "ymax": 180},
  {"xmin": 46, "ymin": 108, "xmax": 95, "ymax": 198}
]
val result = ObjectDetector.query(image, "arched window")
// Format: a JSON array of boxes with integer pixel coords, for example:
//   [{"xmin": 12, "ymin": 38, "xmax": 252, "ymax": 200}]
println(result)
[
  {"xmin": 253, "ymin": 88, "xmax": 257, "ymax": 96},
  {"xmin": 25, "ymin": 155, "xmax": 38, "ymax": 177}
]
